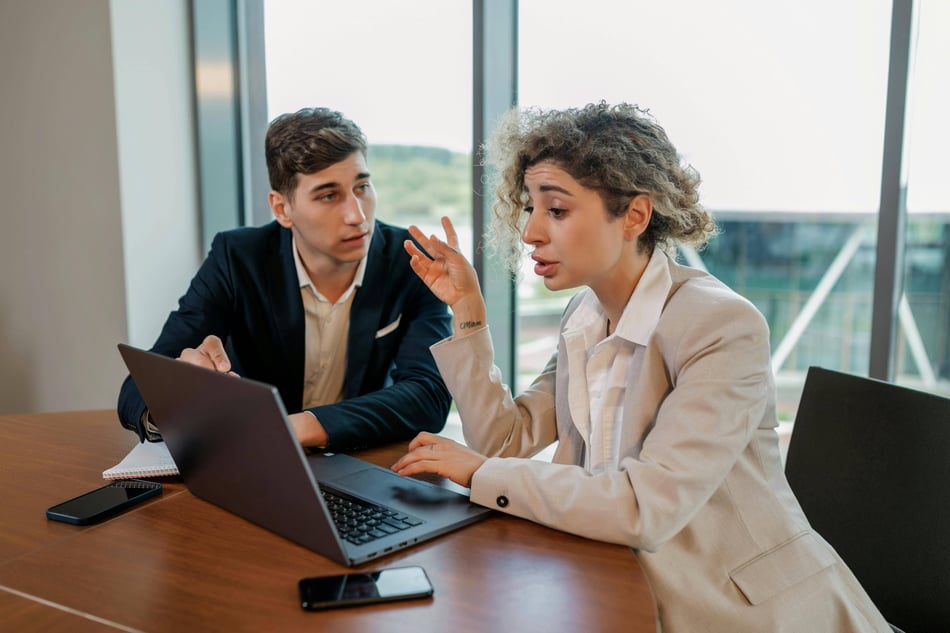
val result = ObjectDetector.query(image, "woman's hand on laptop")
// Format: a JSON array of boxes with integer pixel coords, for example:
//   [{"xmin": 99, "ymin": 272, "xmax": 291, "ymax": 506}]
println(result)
[
  {"xmin": 391, "ymin": 432, "xmax": 486, "ymax": 489},
  {"xmin": 178, "ymin": 335, "xmax": 239, "ymax": 376}
]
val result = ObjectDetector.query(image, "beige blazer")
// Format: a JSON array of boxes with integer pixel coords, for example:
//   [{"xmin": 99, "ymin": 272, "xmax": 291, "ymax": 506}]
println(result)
[{"xmin": 431, "ymin": 255, "xmax": 890, "ymax": 633}]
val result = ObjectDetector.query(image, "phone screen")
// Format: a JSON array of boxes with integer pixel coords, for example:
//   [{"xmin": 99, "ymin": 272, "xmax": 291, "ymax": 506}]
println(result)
[
  {"xmin": 46, "ymin": 479, "xmax": 163, "ymax": 525},
  {"xmin": 299, "ymin": 566, "xmax": 433, "ymax": 610}
]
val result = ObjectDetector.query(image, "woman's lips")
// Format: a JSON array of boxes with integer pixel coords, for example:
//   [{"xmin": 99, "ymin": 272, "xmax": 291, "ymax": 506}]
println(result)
[{"xmin": 532, "ymin": 256, "xmax": 557, "ymax": 277}]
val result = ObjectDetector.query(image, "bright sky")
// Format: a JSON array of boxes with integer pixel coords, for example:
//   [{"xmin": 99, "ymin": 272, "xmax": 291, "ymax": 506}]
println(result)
[
  {"xmin": 264, "ymin": 0, "xmax": 472, "ymax": 152},
  {"xmin": 264, "ymin": 0, "xmax": 948, "ymax": 213}
]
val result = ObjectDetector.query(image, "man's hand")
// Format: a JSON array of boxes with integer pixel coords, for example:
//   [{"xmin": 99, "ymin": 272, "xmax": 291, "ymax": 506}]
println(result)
[
  {"xmin": 289, "ymin": 411, "xmax": 329, "ymax": 448},
  {"xmin": 391, "ymin": 432, "xmax": 487, "ymax": 488},
  {"xmin": 177, "ymin": 337, "xmax": 329, "ymax": 447},
  {"xmin": 178, "ymin": 335, "xmax": 237, "ymax": 374}
]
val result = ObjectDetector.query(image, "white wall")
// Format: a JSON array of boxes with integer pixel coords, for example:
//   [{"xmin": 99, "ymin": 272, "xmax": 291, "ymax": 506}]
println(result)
[
  {"xmin": 110, "ymin": 0, "xmax": 200, "ymax": 348},
  {"xmin": 0, "ymin": 0, "xmax": 199, "ymax": 414}
]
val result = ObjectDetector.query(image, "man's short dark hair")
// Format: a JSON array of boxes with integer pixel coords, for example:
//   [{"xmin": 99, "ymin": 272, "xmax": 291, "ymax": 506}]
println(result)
[{"xmin": 265, "ymin": 107, "xmax": 367, "ymax": 199}]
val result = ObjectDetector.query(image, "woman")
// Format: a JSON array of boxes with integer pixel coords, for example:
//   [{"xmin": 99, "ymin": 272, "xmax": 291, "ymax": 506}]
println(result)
[{"xmin": 392, "ymin": 102, "xmax": 890, "ymax": 632}]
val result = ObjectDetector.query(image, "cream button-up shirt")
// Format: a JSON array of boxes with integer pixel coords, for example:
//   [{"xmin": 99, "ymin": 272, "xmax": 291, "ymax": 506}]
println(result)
[{"xmin": 292, "ymin": 236, "xmax": 369, "ymax": 409}]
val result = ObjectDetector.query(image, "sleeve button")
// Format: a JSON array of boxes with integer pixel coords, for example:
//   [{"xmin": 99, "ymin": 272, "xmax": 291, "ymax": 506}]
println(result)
[{"xmin": 496, "ymin": 495, "xmax": 509, "ymax": 508}]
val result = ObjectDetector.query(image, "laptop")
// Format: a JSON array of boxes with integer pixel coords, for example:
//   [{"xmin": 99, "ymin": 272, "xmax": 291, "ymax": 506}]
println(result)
[{"xmin": 117, "ymin": 343, "xmax": 492, "ymax": 566}]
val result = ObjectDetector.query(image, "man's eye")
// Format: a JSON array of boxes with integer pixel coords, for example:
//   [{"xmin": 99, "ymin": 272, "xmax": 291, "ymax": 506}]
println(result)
[{"xmin": 318, "ymin": 192, "xmax": 337, "ymax": 201}]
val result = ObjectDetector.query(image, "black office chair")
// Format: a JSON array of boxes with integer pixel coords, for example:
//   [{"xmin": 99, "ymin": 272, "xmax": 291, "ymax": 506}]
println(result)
[{"xmin": 784, "ymin": 367, "xmax": 950, "ymax": 633}]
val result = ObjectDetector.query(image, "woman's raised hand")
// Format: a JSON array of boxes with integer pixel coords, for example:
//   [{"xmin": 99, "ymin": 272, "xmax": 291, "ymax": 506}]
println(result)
[{"xmin": 404, "ymin": 217, "xmax": 487, "ymax": 335}]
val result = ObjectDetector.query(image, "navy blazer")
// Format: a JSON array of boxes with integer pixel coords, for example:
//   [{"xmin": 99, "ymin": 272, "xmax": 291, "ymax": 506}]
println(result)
[{"xmin": 118, "ymin": 220, "xmax": 452, "ymax": 450}]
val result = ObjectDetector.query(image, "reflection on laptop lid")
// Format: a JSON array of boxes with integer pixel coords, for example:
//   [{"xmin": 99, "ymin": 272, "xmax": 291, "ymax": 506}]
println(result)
[{"xmin": 118, "ymin": 343, "xmax": 491, "ymax": 566}]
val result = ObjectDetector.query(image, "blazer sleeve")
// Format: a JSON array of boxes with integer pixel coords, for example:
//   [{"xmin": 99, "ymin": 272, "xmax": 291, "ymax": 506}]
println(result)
[
  {"xmin": 117, "ymin": 232, "xmax": 236, "ymax": 438},
  {"xmin": 430, "ymin": 326, "xmax": 559, "ymax": 459},
  {"xmin": 306, "ymin": 273, "xmax": 453, "ymax": 451},
  {"xmin": 448, "ymin": 289, "xmax": 774, "ymax": 551}
]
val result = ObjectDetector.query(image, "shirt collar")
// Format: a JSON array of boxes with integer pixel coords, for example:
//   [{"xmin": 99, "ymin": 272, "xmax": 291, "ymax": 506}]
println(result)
[
  {"xmin": 292, "ymin": 234, "xmax": 370, "ymax": 294},
  {"xmin": 564, "ymin": 248, "xmax": 673, "ymax": 347}
]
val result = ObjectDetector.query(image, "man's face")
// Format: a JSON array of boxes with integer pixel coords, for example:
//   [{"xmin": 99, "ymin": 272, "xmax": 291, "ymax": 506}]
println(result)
[{"xmin": 271, "ymin": 152, "xmax": 376, "ymax": 271}]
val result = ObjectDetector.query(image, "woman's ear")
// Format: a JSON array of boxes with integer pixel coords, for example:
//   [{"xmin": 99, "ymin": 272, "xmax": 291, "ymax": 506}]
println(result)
[
  {"xmin": 269, "ymin": 191, "xmax": 294, "ymax": 229},
  {"xmin": 623, "ymin": 194, "xmax": 652, "ymax": 240}
]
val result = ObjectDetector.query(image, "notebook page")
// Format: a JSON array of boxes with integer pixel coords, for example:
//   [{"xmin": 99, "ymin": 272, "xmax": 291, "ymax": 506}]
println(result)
[{"xmin": 103, "ymin": 441, "xmax": 179, "ymax": 479}]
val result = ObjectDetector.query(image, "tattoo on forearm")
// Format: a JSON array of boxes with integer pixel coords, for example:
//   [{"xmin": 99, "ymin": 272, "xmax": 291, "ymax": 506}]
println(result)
[{"xmin": 459, "ymin": 320, "xmax": 482, "ymax": 330}]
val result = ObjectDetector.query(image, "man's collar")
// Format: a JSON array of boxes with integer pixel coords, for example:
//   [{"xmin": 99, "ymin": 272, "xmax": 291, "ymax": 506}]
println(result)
[{"xmin": 291, "ymin": 233, "xmax": 371, "ymax": 293}]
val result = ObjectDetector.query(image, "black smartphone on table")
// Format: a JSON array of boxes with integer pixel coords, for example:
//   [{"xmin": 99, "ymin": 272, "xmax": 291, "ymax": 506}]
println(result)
[
  {"xmin": 299, "ymin": 565, "xmax": 434, "ymax": 610},
  {"xmin": 45, "ymin": 479, "xmax": 162, "ymax": 525}
]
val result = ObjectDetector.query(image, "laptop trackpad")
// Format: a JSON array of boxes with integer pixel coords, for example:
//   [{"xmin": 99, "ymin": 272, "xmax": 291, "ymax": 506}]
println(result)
[{"xmin": 331, "ymin": 468, "xmax": 471, "ymax": 509}]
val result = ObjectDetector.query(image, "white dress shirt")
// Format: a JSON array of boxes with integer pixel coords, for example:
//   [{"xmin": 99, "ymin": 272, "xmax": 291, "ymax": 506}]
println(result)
[{"xmin": 561, "ymin": 249, "xmax": 671, "ymax": 474}]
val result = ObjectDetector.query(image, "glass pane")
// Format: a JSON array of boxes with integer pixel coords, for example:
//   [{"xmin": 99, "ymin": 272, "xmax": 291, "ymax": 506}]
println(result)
[
  {"xmin": 263, "ymin": 0, "xmax": 473, "ymax": 258},
  {"xmin": 263, "ymin": 0, "xmax": 473, "ymax": 441},
  {"xmin": 899, "ymin": 0, "xmax": 950, "ymax": 396},
  {"xmin": 518, "ymin": 0, "xmax": 892, "ymax": 445}
]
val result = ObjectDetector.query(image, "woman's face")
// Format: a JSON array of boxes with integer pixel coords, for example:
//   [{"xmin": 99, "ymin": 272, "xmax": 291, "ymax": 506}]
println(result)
[{"xmin": 521, "ymin": 161, "xmax": 643, "ymax": 297}]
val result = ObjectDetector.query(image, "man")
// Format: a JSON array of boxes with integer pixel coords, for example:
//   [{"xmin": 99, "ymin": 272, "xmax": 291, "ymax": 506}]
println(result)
[{"xmin": 117, "ymin": 108, "xmax": 452, "ymax": 450}]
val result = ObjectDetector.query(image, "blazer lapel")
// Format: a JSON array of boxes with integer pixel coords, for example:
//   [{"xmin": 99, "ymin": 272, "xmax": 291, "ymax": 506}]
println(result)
[
  {"xmin": 345, "ymin": 224, "xmax": 387, "ymax": 398},
  {"xmin": 554, "ymin": 294, "xmax": 593, "ymax": 468},
  {"xmin": 562, "ymin": 328, "xmax": 593, "ymax": 443},
  {"xmin": 270, "ymin": 225, "xmax": 305, "ymax": 408}
]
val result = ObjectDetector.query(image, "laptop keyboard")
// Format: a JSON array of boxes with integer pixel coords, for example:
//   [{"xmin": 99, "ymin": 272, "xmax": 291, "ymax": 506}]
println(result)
[{"xmin": 319, "ymin": 486, "xmax": 425, "ymax": 546}]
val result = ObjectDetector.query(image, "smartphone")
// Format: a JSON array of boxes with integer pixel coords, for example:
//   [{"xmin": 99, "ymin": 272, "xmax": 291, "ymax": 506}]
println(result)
[
  {"xmin": 299, "ymin": 565, "xmax": 433, "ymax": 611},
  {"xmin": 46, "ymin": 479, "xmax": 162, "ymax": 525}
]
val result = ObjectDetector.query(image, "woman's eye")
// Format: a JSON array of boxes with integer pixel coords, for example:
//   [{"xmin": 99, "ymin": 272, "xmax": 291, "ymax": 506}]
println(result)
[
  {"xmin": 523, "ymin": 206, "xmax": 534, "ymax": 214},
  {"xmin": 549, "ymin": 207, "xmax": 566, "ymax": 218}
]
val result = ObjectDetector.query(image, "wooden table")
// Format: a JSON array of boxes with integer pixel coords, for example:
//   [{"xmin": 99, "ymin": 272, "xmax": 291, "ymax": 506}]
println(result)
[{"xmin": 0, "ymin": 410, "xmax": 655, "ymax": 632}]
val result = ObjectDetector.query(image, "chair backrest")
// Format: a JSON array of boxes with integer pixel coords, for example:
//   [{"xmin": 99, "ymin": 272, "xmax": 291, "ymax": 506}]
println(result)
[{"xmin": 784, "ymin": 367, "xmax": 950, "ymax": 633}]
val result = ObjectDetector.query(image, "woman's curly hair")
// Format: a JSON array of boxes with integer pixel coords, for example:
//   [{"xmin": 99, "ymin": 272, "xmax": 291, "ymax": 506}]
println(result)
[{"xmin": 482, "ymin": 101, "xmax": 717, "ymax": 273}]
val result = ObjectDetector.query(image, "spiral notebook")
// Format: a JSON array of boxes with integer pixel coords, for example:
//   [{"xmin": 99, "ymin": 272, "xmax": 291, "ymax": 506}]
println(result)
[{"xmin": 103, "ymin": 441, "xmax": 180, "ymax": 479}]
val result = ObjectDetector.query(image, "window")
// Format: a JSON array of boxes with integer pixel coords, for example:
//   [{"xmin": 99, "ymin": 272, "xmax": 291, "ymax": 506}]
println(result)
[
  {"xmin": 263, "ymin": 0, "xmax": 473, "ymax": 441},
  {"xmin": 263, "ymin": 0, "xmax": 473, "ymax": 260},
  {"xmin": 899, "ymin": 0, "xmax": 950, "ymax": 392},
  {"xmin": 207, "ymin": 0, "xmax": 944, "ymax": 447},
  {"xmin": 518, "ymin": 0, "xmax": 897, "ymax": 434}
]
